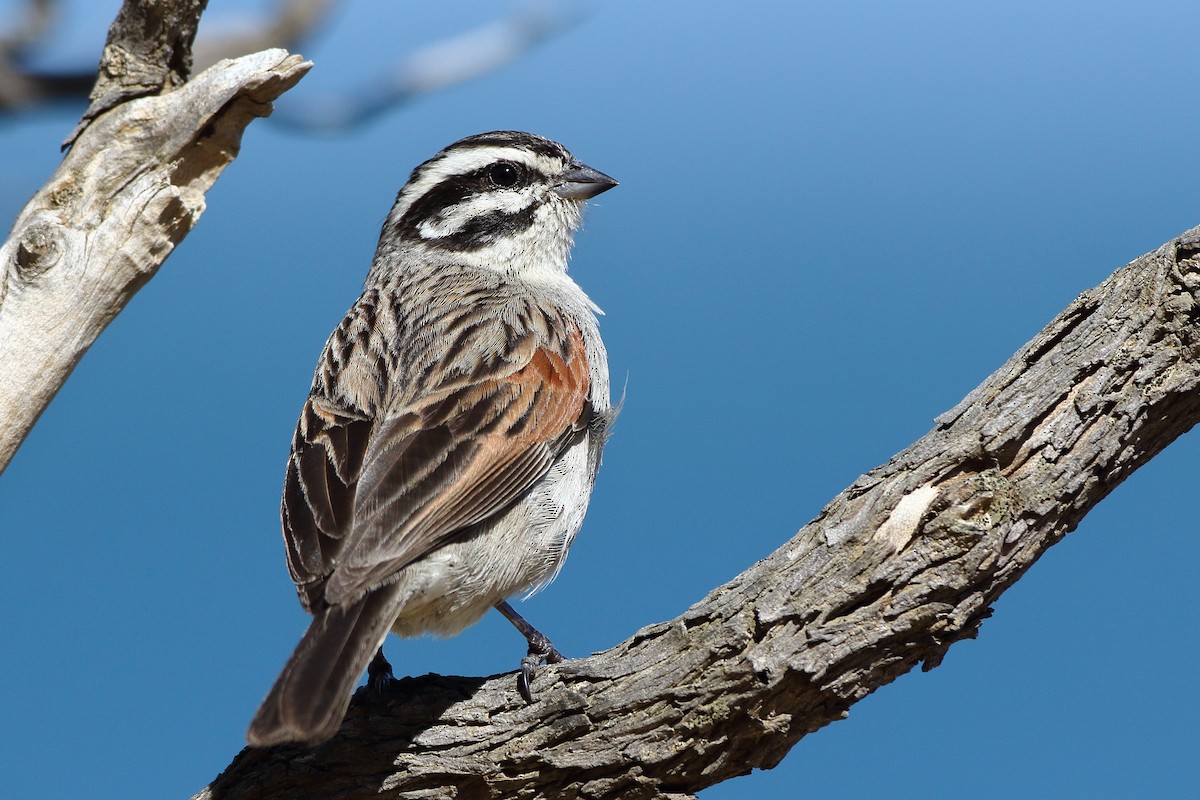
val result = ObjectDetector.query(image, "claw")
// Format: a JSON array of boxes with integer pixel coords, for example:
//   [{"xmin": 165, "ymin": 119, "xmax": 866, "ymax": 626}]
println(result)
[
  {"xmin": 494, "ymin": 600, "xmax": 565, "ymax": 702},
  {"xmin": 518, "ymin": 654, "xmax": 538, "ymax": 703}
]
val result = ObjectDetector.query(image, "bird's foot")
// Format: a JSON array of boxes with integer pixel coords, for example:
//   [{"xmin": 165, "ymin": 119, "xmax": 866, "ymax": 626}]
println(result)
[
  {"xmin": 495, "ymin": 600, "xmax": 565, "ymax": 703},
  {"xmin": 517, "ymin": 634, "xmax": 565, "ymax": 703},
  {"xmin": 367, "ymin": 648, "xmax": 395, "ymax": 696}
]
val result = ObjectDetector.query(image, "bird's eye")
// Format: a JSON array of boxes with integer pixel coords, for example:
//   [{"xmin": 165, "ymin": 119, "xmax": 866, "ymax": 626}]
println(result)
[{"xmin": 487, "ymin": 162, "xmax": 520, "ymax": 188}]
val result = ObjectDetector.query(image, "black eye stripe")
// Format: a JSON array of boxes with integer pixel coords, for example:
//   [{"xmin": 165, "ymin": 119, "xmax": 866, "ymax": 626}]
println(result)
[
  {"xmin": 395, "ymin": 179, "xmax": 471, "ymax": 234},
  {"xmin": 396, "ymin": 163, "xmax": 537, "ymax": 231},
  {"xmin": 439, "ymin": 163, "xmax": 532, "ymax": 193},
  {"xmin": 403, "ymin": 204, "xmax": 540, "ymax": 253},
  {"xmin": 392, "ymin": 165, "xmax": 543, "ymax": 251}
]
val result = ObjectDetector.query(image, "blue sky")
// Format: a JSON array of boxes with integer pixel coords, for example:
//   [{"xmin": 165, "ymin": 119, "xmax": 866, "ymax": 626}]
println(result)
[{"xmin": 2, "ymin": 1, "xmax": 1198, "ymax": 797}]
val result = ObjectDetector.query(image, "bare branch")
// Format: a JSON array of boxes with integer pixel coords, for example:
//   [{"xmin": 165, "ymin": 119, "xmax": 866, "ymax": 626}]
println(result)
[
  {"xmin": 62, "ymin": 0, "xmax": 209, "ymax": 147},
  {"xmin": 268, "ymin": 1, "xmax": 584, "ymax": 132},
  {"xmin": 192, "ymin": 230, "xmax": 1200, "ymax": 796},
  {"xmin": 0, "ymin": 39, "xmax": 310, "ymax": 471}
]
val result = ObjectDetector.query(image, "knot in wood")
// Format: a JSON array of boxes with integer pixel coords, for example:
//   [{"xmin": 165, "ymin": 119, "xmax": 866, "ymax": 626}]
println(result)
[
  {"xmin": 15, "ymin": 223, "xmax": 62, "ymax": 278},
  {"xmin": 928, "ymin": 468, "xmax": 1016, "ymax": 537}
]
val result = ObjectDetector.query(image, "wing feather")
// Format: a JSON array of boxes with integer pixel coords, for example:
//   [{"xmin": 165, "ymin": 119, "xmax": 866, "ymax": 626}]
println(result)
[
  {"xmin": 281, "ymin": 316, "xmax": 592, "ymax": 611},
  {"xmin": 325, "ymin": 328, "xmax": 590, "ymax": 604},
  {"xmin": 282, "ymin": 400, "xmax": 374, "ymax": 611}
]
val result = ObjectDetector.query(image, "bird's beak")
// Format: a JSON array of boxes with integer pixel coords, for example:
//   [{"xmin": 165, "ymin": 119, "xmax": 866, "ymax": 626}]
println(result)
[{"xmin": 554, "ymin": 162, "xmax": 618, "ymax": 200}]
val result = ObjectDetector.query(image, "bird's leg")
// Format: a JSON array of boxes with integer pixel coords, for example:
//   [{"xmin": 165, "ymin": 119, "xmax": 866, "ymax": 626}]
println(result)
[
  {"xmin": 494, "ymin": 600, "xmax": 564, "ymax": 702},
  {"xmin": 495, "ymin": 600, "xmax": 564, "ymax": 663},
  {"xmin": 366, "ymin": 647, "xmax": 394, "ymax": 695}
]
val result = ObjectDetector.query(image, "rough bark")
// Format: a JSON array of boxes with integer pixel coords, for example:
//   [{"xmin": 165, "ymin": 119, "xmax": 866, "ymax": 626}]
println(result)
[
  {"xmin": 0, "ymin": 7, "xmax": 310, "ymax": 472},
  {"xmin": 193, "ymin": 231, "xmax": 1200, "ymax": 798},
  {"xmin": 64, "ymin": 0, "xmax": 209, "ymax": 147}
]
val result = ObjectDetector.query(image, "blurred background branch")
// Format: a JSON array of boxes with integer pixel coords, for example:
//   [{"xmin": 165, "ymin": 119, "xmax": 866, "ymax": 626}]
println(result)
[
  {"xmin": 0, "ymin": 0, "xmax": 93, "ymax": 108},
  {"xmin": 0, "ymin": 0, "xmax": 583, "ymax": 131}
]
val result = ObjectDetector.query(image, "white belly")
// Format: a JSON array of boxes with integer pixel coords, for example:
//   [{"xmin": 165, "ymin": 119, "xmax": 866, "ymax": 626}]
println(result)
[{"xmin": 386, "ymin": 433, "xmax": 594, "ymax": 638}]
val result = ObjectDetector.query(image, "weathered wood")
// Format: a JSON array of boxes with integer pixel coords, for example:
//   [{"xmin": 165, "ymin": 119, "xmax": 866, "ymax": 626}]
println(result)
[
  {"xmin": 64, "ymin": 0, "xmax": 208, "ymax": 147},
  {"xmin": 0, "ymin": 45, "xmax": 309, "ymax": 471},
  {"xmin": 193, "ymin": 232, "xmax": 1200, "ymax": 798}
]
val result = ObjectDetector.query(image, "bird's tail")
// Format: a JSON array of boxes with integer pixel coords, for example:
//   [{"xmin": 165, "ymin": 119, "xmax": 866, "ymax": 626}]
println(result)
[{"xmin": 246, "ymin": 585, "xmax": 402, "ymax": 747}]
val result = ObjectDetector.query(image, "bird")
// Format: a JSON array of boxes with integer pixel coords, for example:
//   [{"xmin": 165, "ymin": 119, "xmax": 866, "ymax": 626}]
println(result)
[{"xmin": 246, "ymin": 131, "xmax": 617, "ymax": 747}]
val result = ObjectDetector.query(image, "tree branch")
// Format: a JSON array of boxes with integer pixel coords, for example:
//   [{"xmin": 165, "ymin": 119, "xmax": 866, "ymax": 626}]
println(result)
[
  {"xmin": 63, "ymin": 0, "xmax": 209, "ymax": 147},
  {"xmin": 0, "ymin": 1, "xmax": 310, "ymax": 472},
  {"xmin": 193, "ymin": 229, "xmax": 1200, "ymax": 796}
]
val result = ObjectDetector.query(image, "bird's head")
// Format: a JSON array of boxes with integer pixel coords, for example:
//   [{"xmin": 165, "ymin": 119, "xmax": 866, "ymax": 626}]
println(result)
[{"xmin": 377, "ymin": 131, "xmax": 617, "ymax": 282}]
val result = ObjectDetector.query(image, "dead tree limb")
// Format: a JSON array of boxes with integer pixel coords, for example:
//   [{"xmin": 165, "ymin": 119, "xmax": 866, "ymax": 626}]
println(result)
[
  {"xmin": 0, "ymin": 0, "xmax": 309, "ymax": 472},
  {"xmin": 64, "ymin": 0, "xmax": 209, "ymax": 146},
  {"xmin": 194, "ymin": 230, "xmax": 1200, "ymax": 798}
]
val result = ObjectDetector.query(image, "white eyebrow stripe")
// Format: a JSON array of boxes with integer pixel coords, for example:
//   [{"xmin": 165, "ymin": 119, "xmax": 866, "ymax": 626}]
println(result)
[{"xmin": 428, "ymin": 146, "xmax": 550, "ymax": 177}]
